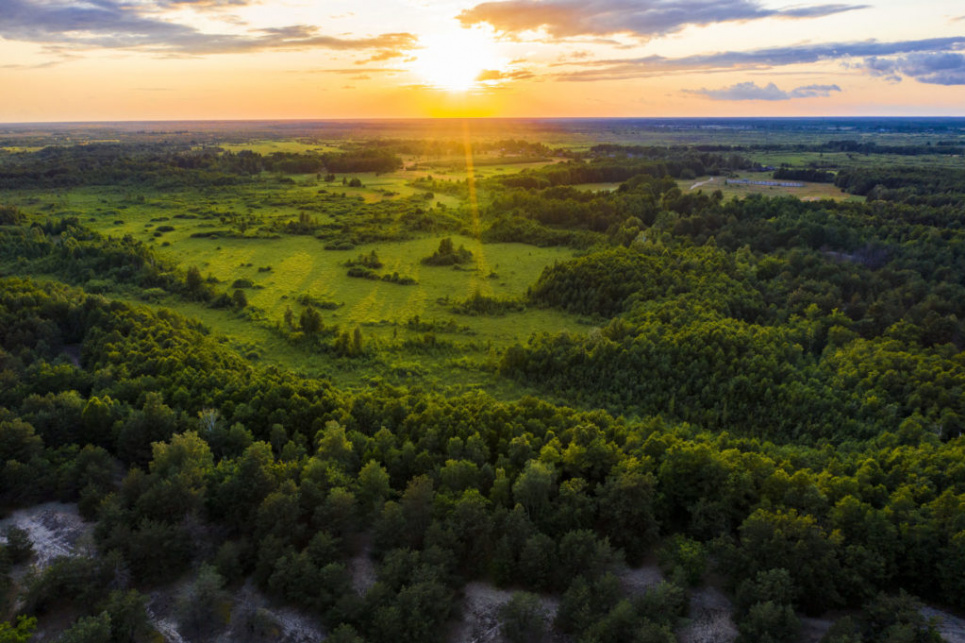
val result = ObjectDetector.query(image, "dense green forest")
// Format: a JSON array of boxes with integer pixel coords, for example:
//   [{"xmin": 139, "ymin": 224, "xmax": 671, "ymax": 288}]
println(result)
[{"xmin": 1, "ymin": 124, "xmax": 964, "ymax": 643}]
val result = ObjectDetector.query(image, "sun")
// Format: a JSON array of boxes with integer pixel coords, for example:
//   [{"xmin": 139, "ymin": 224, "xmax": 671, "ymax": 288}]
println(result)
[{"xmin": 410, "ymin": 30, "xmax": 501, "ymax": 92}]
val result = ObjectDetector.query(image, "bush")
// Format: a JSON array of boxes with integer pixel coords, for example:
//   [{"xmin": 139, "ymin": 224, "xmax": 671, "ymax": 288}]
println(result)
[{"xmin": 422, "ymin": 238, "xmax": 473, "ymax": 266}]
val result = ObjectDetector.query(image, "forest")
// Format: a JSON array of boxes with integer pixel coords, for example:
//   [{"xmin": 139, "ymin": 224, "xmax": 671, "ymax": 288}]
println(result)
[{"xmin": 0, "ymin": 119, "xmax": 964, "ymax": 643}]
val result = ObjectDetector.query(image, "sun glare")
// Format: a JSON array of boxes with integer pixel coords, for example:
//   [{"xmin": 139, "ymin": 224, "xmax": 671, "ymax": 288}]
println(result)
[{"xmin": 410, "ymin": 30, "xmax": 501, "ymax": 92}]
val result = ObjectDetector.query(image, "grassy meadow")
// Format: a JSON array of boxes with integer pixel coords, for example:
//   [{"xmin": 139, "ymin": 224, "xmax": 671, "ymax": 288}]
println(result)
[{"xmin": 3, "ymin": 155, "xmax": 589, "ymax": 394}]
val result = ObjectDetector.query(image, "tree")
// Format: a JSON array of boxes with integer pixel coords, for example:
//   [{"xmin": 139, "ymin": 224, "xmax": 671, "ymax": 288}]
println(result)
[
  {"xmin": 499, "ymin": 592, "xmax": 547, "ymax": 643},
  {"xmin": 102, "ymin": 590, "xmax": 154, "ymax": 643},
  {"xmin": 316, "ymin": 420, "xmax": 356, "ymax": 472},
  {"xmin": 0, "ymin": 419, "xmax": 43, "ymax": 462},
  {"xmin": 58, "ymin": 613, "xmax": 112, "ymax": 643},
  {"xmin": 357, "ymin": 460, "xmax": 391, "ymax": 520},
  {"xmin": 512, "ymin": 460, "xmax": 555, "ymax": 525},
  {"xmin": 737, "ymin": 601, "xmax": 800, "ymax": 643},
  {"xmin": 598, "ymin": 459, "xmax": 658, "ymax": 564},
  {"xmin": 0, "ymin": 616, "xmax": 36, "ymax": 643},
  {"xmin": 185, "ymin": 266, "xmax": 204, "ymax": 296},
  {"xmin": 116, "ymin": 392, "xmax": 177, "ymax": 465},
  {"xmin": 401, "ymin": 476, "xmax": 435, "ymax": 548},
  {"xmin": 737, "ymin": 509, "xmax": 842, "ymax": 614},
  {"xmin": 177, "ymin": 564, "xmax": 227, "ymax": 639},
  {"xmin": 300, "ymin": 307, "xmax": 323, "ymax": 335},
  {"xmin": 3, "ymin": 527, "xmax": 34, "ymax": 564},
  {"xmin": 232, "ymin": 289, "xmax": 248, "ymax": 309}
]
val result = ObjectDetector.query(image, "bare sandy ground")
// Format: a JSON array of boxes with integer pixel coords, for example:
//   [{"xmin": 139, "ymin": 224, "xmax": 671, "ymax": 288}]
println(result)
[
  {"xmin": 448, "ymin": 581, "xmax": 561, "ymax": 643},
  {"xmin": 0, "ymin": 502, "xmax": 94, "ymax": 568}
]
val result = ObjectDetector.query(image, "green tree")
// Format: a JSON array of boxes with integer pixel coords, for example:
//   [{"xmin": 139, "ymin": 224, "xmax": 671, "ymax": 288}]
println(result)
[
  {"xmin": 232, "ymin": 289, "xmax": 248, "ymax": 309},
  {"xmin": 737, "ymin": 601, "xmax": 800, "ymax": 643},
  {"xmin": 185, "ymin": 266, "xmax": 204, "ymax": 296},
  {"xmin": 512, "ymin": 460, "xmax": 555, "ymax": 525},
  {"xmin": 0, "ymin": 616, "xmax": 36, "ymax": 643},
  {"xmin": 3, "ymin": 527, "xmax": 33, "ymax": 564},
  {"xmin": 58, "ymin": 613, "xmax": 112, "ymax": 643},
  {"xmin": 177, "ymin": 564, "xmax": 227, "ymax": 639},
  {"xmin": 103, "ymin": 590, "xmax": 154, "ymax": 643},
  {"xmin": 498, "ymin": 592, "xmax": 547, "ymax": 643},
  {"xmin": 300, "ymin": 307, "xmax": 323, "ymax": 335}
]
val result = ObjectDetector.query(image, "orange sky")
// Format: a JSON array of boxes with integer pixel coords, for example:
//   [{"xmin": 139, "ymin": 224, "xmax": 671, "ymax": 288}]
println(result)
[{"xmin": 1, "ymin": 0, "xmax": 964, "ymax": 121}]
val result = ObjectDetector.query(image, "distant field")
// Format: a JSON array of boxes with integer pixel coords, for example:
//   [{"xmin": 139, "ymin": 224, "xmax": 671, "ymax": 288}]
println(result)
[
  {"xmin": 679, "ymin": 174, "xmax": 863, "ymax": 202},
  {"xmin": 747, "ymin": 150, "xmax": 964, "ymax": 170},
  {"xmin": 217, "ymin": 140, "xmax": 340, "ymax": 154}
]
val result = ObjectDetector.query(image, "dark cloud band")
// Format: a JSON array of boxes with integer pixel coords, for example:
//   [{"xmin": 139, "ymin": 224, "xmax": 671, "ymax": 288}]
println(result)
[
  {"xmin": 552, "ymin": 37, "xmax": 965, "ymax": 83},
  {"xmin": 458, "ymin": 0, "xmax": 867, "ymax": 39},
  {"xmin": 0, "ymin": 0, "xmax": 417, "ymax": 56}
]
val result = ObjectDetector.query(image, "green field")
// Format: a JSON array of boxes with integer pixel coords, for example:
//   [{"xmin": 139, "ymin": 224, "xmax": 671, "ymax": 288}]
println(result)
[{"xmin": 4, "ymin": 166, "xmax": 587, "ymax": 393}]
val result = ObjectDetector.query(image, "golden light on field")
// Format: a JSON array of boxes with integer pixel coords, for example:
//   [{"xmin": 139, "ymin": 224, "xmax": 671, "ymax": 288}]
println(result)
[{"xmin": 409, "ymin": 30, "xmax": 501, "ymax": 92}]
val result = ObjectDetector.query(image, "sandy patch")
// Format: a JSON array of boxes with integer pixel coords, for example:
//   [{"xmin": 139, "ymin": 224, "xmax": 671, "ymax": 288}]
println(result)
[
  {"xmin": 678, "ymin": 586, "xmax": 738, "ymax": 643},
  {"xmin": 0, "ymin": 502, "xmax": 94, "ymax": 568}
]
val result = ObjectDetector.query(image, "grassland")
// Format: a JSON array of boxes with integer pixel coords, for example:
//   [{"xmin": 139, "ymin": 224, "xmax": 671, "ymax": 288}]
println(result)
[{"xmin": 4, "ymin": 155, "xmax": 589, "ymax": 395}]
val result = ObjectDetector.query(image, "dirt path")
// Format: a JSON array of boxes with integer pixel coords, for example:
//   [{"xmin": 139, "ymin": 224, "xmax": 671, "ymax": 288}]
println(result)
[{"xmin": 689, "ymin": 177, "xmax": 716, "ymax": 191}]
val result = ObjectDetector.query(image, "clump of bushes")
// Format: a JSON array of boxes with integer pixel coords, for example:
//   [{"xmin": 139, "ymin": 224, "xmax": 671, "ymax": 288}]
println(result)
[{"xmin": 422, "ymin": 238, "xmax": 473, "ymax": 266}]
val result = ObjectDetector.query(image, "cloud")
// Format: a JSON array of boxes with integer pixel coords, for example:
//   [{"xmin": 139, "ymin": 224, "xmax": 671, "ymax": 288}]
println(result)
[
  {"xmin": 863, "ymin": 52, "xmax": 965, "ymax": 85},
  {"xmin": 310, "ymin": 68, "xmax": 406, "ymax": 74},
  {"xmin": 0, "ymin": 0, "xmax": 417, "ymax": 56},
  {"xmin": 553, "ymin": 36, "xmax": 965, "ymax": 81},
  {"xmin": 476, "ymin": 68, "xmax": 535, "ymax": 81},
  {"xmin": 687, "ymin": 81, "xmax": 841, "ymax": 100},
  {"xmin": 0, "ymin": 59, "xmax": 67, "ymax": 70},
  {"xmin": 790, "ymin": 83, "xmax": 843, "ymax": 97},
  {"xmin": 153, "ymin": 0, "xmax": 252, "ymax": 7},
  {"xmin": 458, "ymin": 0, "xmax": 866, "ymax": 40}
]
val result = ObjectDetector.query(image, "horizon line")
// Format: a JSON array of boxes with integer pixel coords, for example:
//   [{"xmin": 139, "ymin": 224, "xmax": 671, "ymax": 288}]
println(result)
[{"xmin": 4, "ymin": 115, "xmax": 965, "ymax": 127}]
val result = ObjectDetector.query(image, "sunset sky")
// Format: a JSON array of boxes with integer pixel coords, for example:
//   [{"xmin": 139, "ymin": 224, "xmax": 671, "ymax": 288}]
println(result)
[{"xmin": 2, "ymin": 0, "xmax": 964, "ymax": 121}]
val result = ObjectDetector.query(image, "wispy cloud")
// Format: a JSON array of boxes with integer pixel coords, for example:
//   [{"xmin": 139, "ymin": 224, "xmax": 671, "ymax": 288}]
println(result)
[
  {"xmin": 0, "ymin": 59, "xmax": 67, "ymax": 70},
  {"xmin": 553, "ymin": 36, "xmax": 965, "ymax": 81},
  {"xmin": 0, "ymin": 0, "xmax": 417, "ymax": 57},
  {"xmin": 310, "ymin": 68, "xmax": 406, "ymax": 74},
  {"xmin": 458, "ymin": 0, "xmax": 866, "ymax": 40},
  {"xmin": 686, "ymin": 81, "xmax": 841, "ymax": 100},
  {"xmin": 152, "ymin": 0, "xmax": 253, "ymax": 8},
  {"xmin": 477, "ymin": 68, "xmax": 535, "ymax": 81}
]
